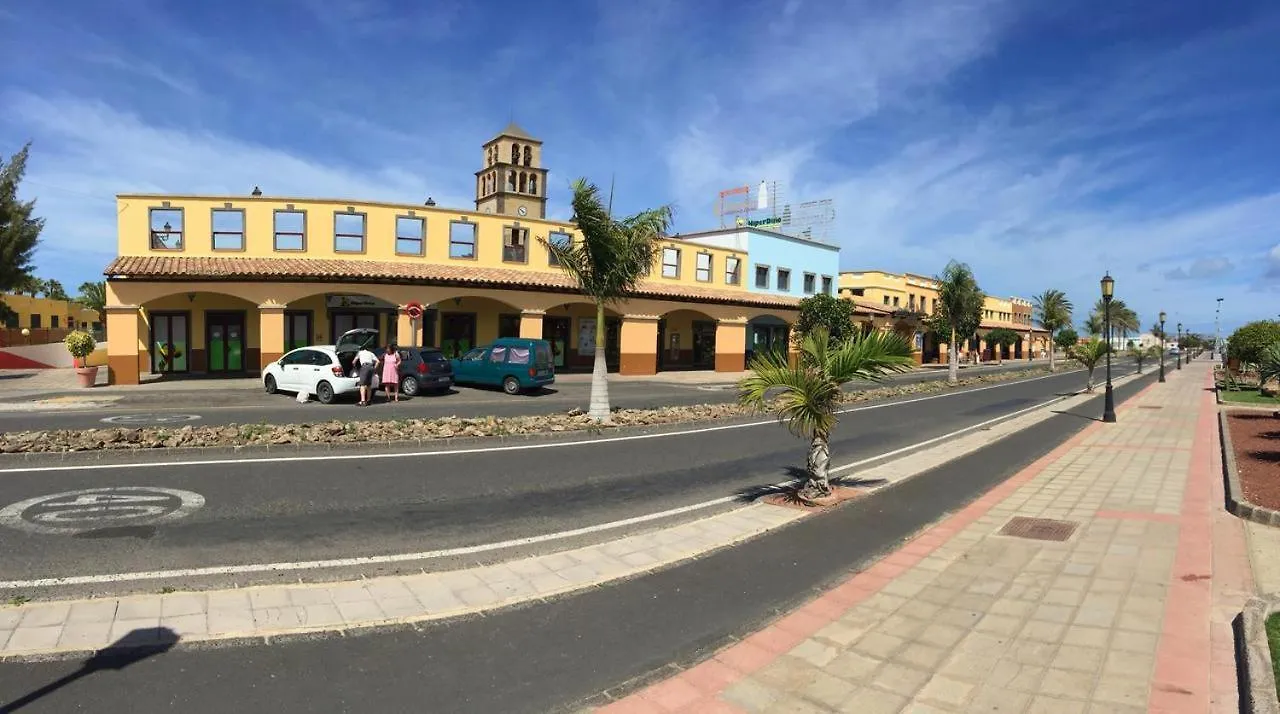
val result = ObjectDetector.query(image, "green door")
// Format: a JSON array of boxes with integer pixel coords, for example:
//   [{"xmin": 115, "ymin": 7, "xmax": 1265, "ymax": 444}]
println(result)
[{"xmin": 207, "ymin": 313, "xmax": 245, "ymax": 373}]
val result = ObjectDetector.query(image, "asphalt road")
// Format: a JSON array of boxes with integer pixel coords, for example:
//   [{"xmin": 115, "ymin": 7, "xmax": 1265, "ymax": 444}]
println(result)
[
  {"xmin": 0, "ymin": 362, "xmax": 1131, "ymax": 597},
  {"xmin": 0, "ymin": 360, "xmax": 1054, "ymax": 432},
  {"xmin": 0, "ymin": 367, "xmax": 1160, "ymax": 714}
]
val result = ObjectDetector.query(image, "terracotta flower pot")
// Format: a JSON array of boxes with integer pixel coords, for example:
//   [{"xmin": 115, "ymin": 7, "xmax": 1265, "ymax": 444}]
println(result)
[{"xmin": 75, "ymin": 366, "xmax": 99, "ymax": 388}]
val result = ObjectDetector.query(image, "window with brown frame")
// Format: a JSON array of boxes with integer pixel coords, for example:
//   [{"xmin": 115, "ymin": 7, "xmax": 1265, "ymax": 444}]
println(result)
[
  {"xmin": 503, "ymin": 226, "xmax": 528, "ymax": 263},
  {"xmin": 695, "ymin": 253, "xmax": 712, "ymax": 282},
  {"xmin": 149, "ymin": 208, "xmax": 184, "ymax": 250}
]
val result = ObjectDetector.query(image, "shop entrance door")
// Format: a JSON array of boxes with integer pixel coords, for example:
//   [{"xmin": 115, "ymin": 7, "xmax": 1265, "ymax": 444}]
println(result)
[
  {"xmin": 605, "ymin": 317, "xmax": 621, "ymax": 370},
  {"xmin": 150, "ymin": 312, "xmax": 189, "ymax": 374},
  {"xmin": 441, "ymin": 313, "xmax": 477, "ymax": 359},
  {"xmin": 692, "ymin": 321, "xmax": 717, "ymax": 369},
  {"xmin": 284, "ymin": 311, "xmax": 312, "ymax": 352},
  {"xmin": 542, "ymin": 316, "xmax": 570, "ymax": 368},
  {"xmin": 206, "ymin": 312, "xmax": 246, "ymax": 373}
]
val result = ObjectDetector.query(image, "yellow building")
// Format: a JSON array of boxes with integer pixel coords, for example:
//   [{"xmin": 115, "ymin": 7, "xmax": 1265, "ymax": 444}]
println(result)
[
  {"xmin": 103, "ymin": 125, "xmax": 802, "ymax": 384},
  {"xmin": 838, "ymin": 271, "xmax": 1050, "ymax": 363},
  {"xmin": 0, "ymin": 293, "xmax": 101, "ymax": 345}
]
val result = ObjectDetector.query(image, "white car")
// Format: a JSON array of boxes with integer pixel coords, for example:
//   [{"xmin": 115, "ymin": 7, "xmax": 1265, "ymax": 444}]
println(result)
[{"xmin": 262, "ymin": 345, "xmax": 379, "ymax": 404}]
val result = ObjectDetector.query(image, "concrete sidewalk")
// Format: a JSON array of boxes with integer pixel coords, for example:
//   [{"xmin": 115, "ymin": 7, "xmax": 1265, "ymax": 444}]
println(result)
[{"xmin": 601, "ymin": 360, "xmax": 1254, "ymax": 713}]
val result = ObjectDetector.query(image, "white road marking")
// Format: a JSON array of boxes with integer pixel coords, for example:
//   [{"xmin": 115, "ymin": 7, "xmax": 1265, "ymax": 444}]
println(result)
[
  {"xmin": 0, "ymin": 368, "xmax": 1104, "ymax": 476},
  {"xmin": 0, "ymin": 487, "xmax": 205, "ymax": 536},
  {"xmin": 0, "ymin": 370, "xmax": 1128, "ymax": 588},
  {"xmin": 100, "ymin": 413, "xmax": 202, "ymax": 425}
]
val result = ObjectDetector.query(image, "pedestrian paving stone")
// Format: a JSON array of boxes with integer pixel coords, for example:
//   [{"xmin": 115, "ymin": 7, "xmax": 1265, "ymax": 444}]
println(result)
[{"xmin": 605, "ymin": 364, "xmax": 1248, "ymax": 713}]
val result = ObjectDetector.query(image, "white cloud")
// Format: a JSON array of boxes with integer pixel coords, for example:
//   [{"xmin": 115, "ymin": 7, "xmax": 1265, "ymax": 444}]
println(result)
[
  {"xmin": 5, "ymin": 92, "xmax": 469, "ymax": 283},
  {"xmin": 1165, "ymin": 256, "xmax": 1234, "ymax": 281}
]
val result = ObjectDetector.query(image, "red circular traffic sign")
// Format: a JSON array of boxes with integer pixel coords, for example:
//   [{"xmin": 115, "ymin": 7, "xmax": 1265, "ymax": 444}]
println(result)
[{"xmin": 405, "ymin": 301, "xmax": 424, "ymax": 320}]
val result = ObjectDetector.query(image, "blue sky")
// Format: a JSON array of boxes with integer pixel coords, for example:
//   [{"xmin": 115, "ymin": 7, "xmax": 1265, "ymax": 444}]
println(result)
[{"xmin": 2, "ymin": 0, "xmax": 1278, "ymax": 337}]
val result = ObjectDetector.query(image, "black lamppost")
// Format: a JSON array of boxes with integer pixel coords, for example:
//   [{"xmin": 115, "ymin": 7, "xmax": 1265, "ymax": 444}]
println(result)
[
  {"xmin": 1101, "ymin": 273, "xmax": 1117, "ymax": 423},
  {"xmin": 1176, "ymin": 323, "xmax": 1183, "ymax": 370},
  {"xmin": 1158, "ymin": 311, "xmax": 1167, "ymax": 383}
]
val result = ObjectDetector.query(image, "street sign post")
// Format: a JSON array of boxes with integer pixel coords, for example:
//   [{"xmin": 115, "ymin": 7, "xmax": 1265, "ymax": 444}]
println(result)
[{"xmin": 405, "ymin": 302, "xmax": 424, "ymax": 348}]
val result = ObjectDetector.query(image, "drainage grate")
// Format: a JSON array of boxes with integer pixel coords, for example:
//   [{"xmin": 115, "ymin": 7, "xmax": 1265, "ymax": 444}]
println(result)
[
  {"xmin": 998, "ymin": 516, "xmax": 1078, "ymax": 542},
  {"xmin": 1138, "ymin": 405, "xmax": 1163, "ymax": 410}
]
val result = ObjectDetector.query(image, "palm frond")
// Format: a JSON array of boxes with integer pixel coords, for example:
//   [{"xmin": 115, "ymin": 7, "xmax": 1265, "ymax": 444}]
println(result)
[
  {"xmin": 740, "ymin": 326, "xmax": 915, "ymax": 441},
  {"xmin": 825, "ymin": 330, "xmax": 915, "ymax": 384},
  {"xmin": 1258, "ymin": 342, "xmax": 1280, "ymax": 387},
  {"xmin": 739, "ymin": 350, "xmax": 837, "ymax": 440}
]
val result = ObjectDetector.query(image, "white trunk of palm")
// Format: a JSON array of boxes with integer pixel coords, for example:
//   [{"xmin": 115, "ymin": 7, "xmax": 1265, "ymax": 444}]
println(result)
[
  {"xmin": 805, "ymin": 432, "xmax": 831, "ymax": 497},
  {"xmin": 948, "ymin": 327, "xmax": 959, "ymax": 384},
  {"xmin": 1086, "ymin": 366, "xmax": 1096, "ymax": 392},
  {"xmin": 587, "ymin": 301, "xmax": 611, "ymax": 422},
  {"xmin": 1048, "ymin": 333, "xmax": 1057, "ymax": 372}
]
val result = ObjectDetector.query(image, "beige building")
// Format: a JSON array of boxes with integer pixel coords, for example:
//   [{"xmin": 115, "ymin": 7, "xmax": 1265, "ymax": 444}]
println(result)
[
  {"xmin": 101, "ymin": 125, "xmax": 804, "ymax": 384},
  {"xmin": 838, "ymin": 271, "xmax": 1050, "ymax": 364}
]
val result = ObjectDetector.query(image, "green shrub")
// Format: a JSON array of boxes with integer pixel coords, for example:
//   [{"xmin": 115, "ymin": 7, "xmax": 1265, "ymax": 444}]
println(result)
[
  {"xmin": 1227, "ymin": 321, "xmax": 1280, "ymax": 365},
  {"xmin": 63, "ymin": 330, "xmax": 96, "ymax": 365}
]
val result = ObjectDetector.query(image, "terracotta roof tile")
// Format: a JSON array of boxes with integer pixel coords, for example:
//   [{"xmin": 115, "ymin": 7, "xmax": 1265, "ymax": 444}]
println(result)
[{"xmin": 104, "ymin": 255, "xmax": 801, "ymax": 310}]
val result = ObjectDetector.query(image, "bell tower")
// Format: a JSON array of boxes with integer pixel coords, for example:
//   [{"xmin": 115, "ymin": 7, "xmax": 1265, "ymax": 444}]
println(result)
[{"xmin": 475, "ymin": 123, "xmax": 549, "ymax": 219}]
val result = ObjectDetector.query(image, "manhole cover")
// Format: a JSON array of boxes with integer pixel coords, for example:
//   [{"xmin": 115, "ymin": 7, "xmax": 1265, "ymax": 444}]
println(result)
[{"xmin": 998, "ymin": 516, "xmax": 1078, "ymax": 542}]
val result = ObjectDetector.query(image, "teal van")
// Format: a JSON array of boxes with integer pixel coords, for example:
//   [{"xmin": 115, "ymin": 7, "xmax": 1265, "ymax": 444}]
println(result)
[{"xmin": 450, "ymin": 338, "xmax": 556, "ymax": 394}]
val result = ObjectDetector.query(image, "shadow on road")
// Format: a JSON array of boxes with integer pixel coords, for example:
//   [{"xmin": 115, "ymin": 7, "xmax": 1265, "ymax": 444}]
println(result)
[
  {"xmin": 732, "ymin": 467, "xmax": 890, "ymax": 503},
  {"xmin": 0, "ymin": 627, "xmax": 179, "ymax": 713}
]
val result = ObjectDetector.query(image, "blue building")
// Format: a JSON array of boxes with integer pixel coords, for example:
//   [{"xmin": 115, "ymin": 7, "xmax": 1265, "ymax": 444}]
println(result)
[{"xmin": 675, "ymin": 226, "xmax": 840, "ymax": 359}]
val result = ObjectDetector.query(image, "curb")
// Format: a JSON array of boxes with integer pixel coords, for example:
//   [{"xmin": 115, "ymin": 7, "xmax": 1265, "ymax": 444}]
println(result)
[
  {"xmin": 1220, "ymin": 410, "xmax": 1280, "ymax": 527},
  {"xmin": 0, "ymin": 366, "xmax": 1085, "ymax": 465},
  {"xmin": 1238, "ymin": 594, "xmax": 1280, "ymax": 714}
]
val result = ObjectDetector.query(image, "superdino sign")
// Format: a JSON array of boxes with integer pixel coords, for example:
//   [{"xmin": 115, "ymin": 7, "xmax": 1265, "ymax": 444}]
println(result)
[{"xmin": 746, "ymin": 217, "xmax": 782, "ymax": 229}]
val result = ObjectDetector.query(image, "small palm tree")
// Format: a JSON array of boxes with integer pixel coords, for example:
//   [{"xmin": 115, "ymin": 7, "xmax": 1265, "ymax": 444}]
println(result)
[
  {"xmin": 1257, "ymin": 342, "xmax": 1280, "ymax": 398},
  {"xmin": 544, "ymin": 179, "xmax": 672, "ymax": 421},
  {"xmin": 1128, "ymin": 344, "xmax": 1158, "ymax": 374},
  {"xmin": 1069, "ymin": 338, "xmax": 1110, "ymax": 392},
  {"xmin": 927, "ymin": 261, "xmax": 984, "ymax": 385},
  {"xmin": 740, "ymin": 327, "xmax": 915, "ymax": 502},
  {"xmin": 1033, "ymin": 289, "xmax": 1073, "ymax": 372}
]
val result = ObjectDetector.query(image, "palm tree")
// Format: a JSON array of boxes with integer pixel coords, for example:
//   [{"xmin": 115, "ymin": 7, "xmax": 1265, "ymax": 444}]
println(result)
[
  {"xmin": 1257, "ymin": 342, "xmax": 1280, "ymax": 398},
  {"xmin": 985, "ymin": 328, "xmax": 1019, "ymax": 365},
  {"xmin": 1128, "ymin": 343, "xmax": 1159, "ymax": 374},
  {"xmin": 1069, "ymin": 338, "xmax": 1110, "ymax": 392},
  {"xmin": 739, "ymin": 327, "xmax": 914, "ymax": 501},
  {"xmin": 1083, "ymin": 314, "xmax": 1104, "ymax": 338},
  {"xmin": 1090, "ymin": 298, "xmax": 1138, "ymax": 348},
  {"xmin": 76, "ymin": 280, "xmax": 106, "ymax": 325},
  {"xmin": 1032, "ymin": 289, "xmax": 1072, "ymax": 372},
  {"xmin": 544, "ymin": 179, "xmax": 672, "ymax": 421},
  {"xmin": 927, "ymin": 261, "xmax": 984, "ymax": 385}
]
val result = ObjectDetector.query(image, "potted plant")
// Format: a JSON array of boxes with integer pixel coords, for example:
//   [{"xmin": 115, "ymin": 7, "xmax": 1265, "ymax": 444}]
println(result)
[{"xmin": 65, "ymin": 330, "xmax": 98, "ymax": 388}]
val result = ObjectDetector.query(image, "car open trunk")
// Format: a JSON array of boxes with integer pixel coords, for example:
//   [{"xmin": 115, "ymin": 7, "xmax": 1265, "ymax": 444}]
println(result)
[{"xmin": 336, "ymin": 328, "xmax": 379, "ymax": 378}]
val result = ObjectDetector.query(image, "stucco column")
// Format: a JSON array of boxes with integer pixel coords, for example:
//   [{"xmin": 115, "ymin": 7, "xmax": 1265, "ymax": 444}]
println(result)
[
  {"xmin": 105, "ymin": 304, "xmax": 141, "ymax": 385},
  {"xmin": 714, "ymin": 319, "xmax": 747, "ymax": 372},
  {"xmin": 396, "ymin": 307, "xmax": 424, "ymax": 348},
  {"xmin": 619, "ymin": 315, "xmax": 659, "ymax": 375},
  {"xmin": 258, "ymin": 304, "xmax": 285, "ymax": 370},
  {"xmin": 519, "ymin": 309, "xmax": 545, "ymax": 339}
]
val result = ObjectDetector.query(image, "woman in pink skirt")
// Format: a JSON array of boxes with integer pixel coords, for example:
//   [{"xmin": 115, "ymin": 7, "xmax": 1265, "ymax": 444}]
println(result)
[{"xmin": 381, "ymin": 342, "xmax": 402, "ymax": 403}]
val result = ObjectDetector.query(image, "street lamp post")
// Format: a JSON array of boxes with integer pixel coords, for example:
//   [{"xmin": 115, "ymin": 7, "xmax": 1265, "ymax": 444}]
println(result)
[
  {"xmin": 1158, "ymin": 311, "xmax": 1167, "ymax": 383},
  {"xmin": 1176, "ymin": 323, "xmax": 1183, "ymax": 370},
  {"xmin": 1214, "ymin": 298, "xmax": 1223, "ymax": 360},
  {"xmin": 1101, "ymin": 273, "xmax": 1117, "ymax": 423}
]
